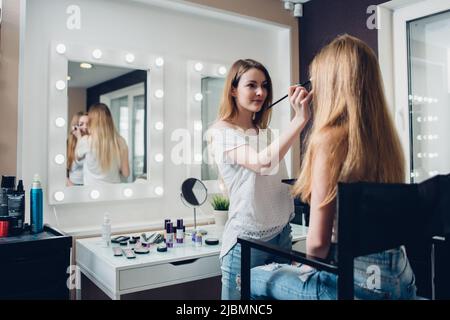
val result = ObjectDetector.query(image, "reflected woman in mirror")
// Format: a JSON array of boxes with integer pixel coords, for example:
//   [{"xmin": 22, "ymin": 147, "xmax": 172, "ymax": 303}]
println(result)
[
  {"xmin": 75, "ymin": 103, "xmax": 130, "ymax": 185},
  {"xmin": 207, "ymin": 59, "xmax": 312, "ymax": 299},
  {"xmin": 66, "ymin": 112, "xmax": 88, "ymax": 186},
  {"xmin": 250, "ymin": 35, "xmax": 416, "ymax": 300}
]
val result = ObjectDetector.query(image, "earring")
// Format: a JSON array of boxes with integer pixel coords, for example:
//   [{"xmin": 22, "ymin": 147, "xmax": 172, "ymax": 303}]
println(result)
[{"xmin": 252, "ymin": 113, "xmax": 256, "ymax": 121}]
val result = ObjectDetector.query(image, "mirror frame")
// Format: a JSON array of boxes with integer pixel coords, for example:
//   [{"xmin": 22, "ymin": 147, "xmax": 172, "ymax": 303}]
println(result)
[
  {"xmin": 186, "ymin": 59, "xmax": 229, "ymax": 194},
  {"xmin": 48, "ymin": 41, "xmax": 165, "ymax": 204}
]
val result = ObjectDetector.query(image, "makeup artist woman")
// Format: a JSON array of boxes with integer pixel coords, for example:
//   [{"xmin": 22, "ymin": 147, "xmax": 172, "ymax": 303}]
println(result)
[{"xmin": 208, "ymin": 59, "xmax": 312, "ymax": 300}]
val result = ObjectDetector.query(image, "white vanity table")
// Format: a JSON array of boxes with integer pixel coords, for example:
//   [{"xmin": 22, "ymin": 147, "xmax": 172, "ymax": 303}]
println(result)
[{"xmin": 76, "ymin": 223, "xmax": 308, "ymax": 300}]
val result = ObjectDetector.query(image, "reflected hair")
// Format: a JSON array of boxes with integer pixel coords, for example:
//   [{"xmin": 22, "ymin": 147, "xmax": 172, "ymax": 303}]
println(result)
[
  {"xmin": 292, "ymin": 34, "xmax": 405, "ymax": 207},
  {"xmin": 88, "ymin": 103, "xmax": 124, "ymax": 172},
  {"xmin": 217, "ymin": 59, "xmax": 273, "ymax": 129},
  {"xmin": 67, "ymin": 111, "xmax": 87, "ymax": 174}
]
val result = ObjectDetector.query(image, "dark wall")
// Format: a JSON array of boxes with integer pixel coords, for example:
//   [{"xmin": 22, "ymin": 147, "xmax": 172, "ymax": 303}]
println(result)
[{"xmin": 298, "ymin": 0, "xmax": 386, "ymax": 81}]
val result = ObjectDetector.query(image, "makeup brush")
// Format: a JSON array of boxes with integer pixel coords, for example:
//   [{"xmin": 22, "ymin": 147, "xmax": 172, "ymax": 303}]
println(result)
[{"xmin": 267, "ymin": 80, "xmax": 311, "ymax": 110}]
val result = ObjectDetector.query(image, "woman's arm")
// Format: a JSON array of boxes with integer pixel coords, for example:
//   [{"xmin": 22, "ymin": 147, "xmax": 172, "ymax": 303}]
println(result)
[
  {"xmin": 306, "ymin": 139, "xmax": 336, "ymax": 259},
  {"xmin": 227, "ymin": 86, "xmax": 312, "ymax": 173},
  {"xmin": 119, "ymin": 138, "xmax": 130, "ymax": 178},
  {"xmin": 75, "ymin": 136, "xmax": 88, "ymax": 161}
]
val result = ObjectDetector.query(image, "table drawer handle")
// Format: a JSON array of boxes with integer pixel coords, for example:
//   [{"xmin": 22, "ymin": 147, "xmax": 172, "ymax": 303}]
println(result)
[{"xmin": 170, "ymin": 259, "xmax": 199, "ymax": 266}]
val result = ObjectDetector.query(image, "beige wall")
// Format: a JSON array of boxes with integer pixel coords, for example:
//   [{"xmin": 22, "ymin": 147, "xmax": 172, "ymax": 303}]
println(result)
[
  {"xmin": 0, "ymin": 0, "xmax": 300, "ymax": 176},
  {"xmin": 0, "ymin": 0, "xmax": 20, "ymax": 175}
]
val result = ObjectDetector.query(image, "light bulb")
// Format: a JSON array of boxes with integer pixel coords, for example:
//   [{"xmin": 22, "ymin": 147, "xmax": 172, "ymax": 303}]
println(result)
[
  {"xmin": 155, "ymin": 187, "xmax": 164, "ymax": 196},
  {"xmin": 194, "ymin": 121, "xmax": 202, "ymax": 131},
  {"xmin": 154, "ymin": 122, "xmax": 164, "ymax": 130},
  {"xmin": 90, "ymin": 190, "xmax": 100, "ymax": 200},
  {"xmin": 54, "ymin": 191, "xmax": 65, "ymax": 202},
  {"xmin": 123, "ymin": 188, "xmax": 133, "ymax": 198},
  {"xmin": 125, "ymin": 53, "xmax": 135, "ymax": 63},
  {"xmin": 194, "ymin": 93, "xmax": 203, "ymax": 102},
  {"xmin": 80, "ymin": 62, "xmax": 92, "ymax": 69},
  {"xmin": 155, "ymin": 153, "xmax": 164, "ymax": 162},
  {"xmin": 155, "ymin": 57, "xmax": 164, "ymax": 67},
  {"xmin": 54, "ymin": 154, "xmax": 65, "ymax": 165},
  {"xmin": 55, "ymin": 117, "xmax": 66, "ymax": 128},
  {"xmin": 154, "ymin": 89, "xmax": 164, "ymax": 99},
  {"xmin": 218, "ymin": 66, "xmax": 227, "ymax": 75},
  {"xmin": 194, "ymin": 62, "xmax": 203, "ymax": 72},
  {"xmin": 56, "ymin": 80, "xmax": 66, "ymax": 90},
  {"xmin": 56, "ymin": 44, "xmax": 66, "ymax": 54},
  {"xmin": 92, "ymin": 49, "xmax": 102, "ymax": 59}
]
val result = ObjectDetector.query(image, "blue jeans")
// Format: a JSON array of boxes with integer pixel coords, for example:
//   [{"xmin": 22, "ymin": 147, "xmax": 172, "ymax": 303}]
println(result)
[
  {"xmin": 251, "ymin": 246, "xmax": 417, "ymax": 300},
  {"xmin": 221, "ymin": 223, "xmax": 293, "ymax": 300}
]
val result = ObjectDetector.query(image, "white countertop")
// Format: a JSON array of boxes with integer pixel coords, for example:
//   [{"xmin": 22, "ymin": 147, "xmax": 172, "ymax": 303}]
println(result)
[
  {"xmin": 77, "ymin": 223, "xmax": 308, "ymax": 270},
  {"xmin": 76, "ymin": 223, "xmax": 308, "ymax": 299}
]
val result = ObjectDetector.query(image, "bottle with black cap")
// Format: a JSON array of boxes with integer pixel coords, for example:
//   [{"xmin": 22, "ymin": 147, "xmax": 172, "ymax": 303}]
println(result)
[{"xmin": 7, "ymin": 180, "xmax": 25, "ymax": 235}]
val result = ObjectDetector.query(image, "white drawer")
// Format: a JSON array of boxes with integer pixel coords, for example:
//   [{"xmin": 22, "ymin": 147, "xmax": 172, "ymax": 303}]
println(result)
[{"xmin": 119, "ymin": 255, "xmax": 220, "ymax": 290}]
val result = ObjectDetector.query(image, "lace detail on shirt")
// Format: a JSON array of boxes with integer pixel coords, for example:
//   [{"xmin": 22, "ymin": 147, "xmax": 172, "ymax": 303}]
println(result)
[{"xmin": 241, "ymin": 225, "xmax": 284, "ymax": 240}]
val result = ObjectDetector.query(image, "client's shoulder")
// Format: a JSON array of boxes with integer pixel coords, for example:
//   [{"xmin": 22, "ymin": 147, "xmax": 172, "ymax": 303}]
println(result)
[
  {"xmin": 209, "ymin": 120, "xmax": 235, "ymax": 130},
  {"xmin": 313, "ymin": 127, "xmax": 347, "ymax": 149}
]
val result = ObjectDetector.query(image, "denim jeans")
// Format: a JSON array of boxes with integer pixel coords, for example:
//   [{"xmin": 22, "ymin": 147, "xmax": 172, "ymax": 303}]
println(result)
[
  {"xmin": 221, "ymin": 223, "xmax": 293, "ymax": 300},
  {"xmin": 251, "ymin": 245, "xmax": 417, "ymax": 300}
]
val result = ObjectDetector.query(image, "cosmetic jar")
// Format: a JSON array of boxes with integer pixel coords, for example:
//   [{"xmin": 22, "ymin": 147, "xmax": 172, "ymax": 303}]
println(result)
[{"xmin": 0, "ymin": 216, "xmax": 10, "ymax": 237}]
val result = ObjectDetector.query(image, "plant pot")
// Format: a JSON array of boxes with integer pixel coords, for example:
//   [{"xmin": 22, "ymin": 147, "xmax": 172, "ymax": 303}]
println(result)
[{"xmin": 213, "ymin": 210, "xmax": 228, "ymax": 227}]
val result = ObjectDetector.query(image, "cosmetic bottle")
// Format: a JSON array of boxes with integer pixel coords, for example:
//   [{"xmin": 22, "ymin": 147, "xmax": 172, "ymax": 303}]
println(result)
[
  {"xmin": 164, "ymin": 218, "xmax": 171, "ymax": 242},
  {"xmin": 30, "ymin": 174, "xmax": 43, "ymax": 234},
  {"xmin": 195, "ymin": 231, "xmax": 203, "ymax": 247},
  {"xmin": 166, "ymin": 222, "xmax": 174, "ymax": 248},
  {"xmin": 0, "ymin": 176, "xmax": 15, "ymax": 216},
  {"xmin": 101, "ymin": 213, "xmax": 111, "ymax": 247},
  {"xmin": 7, "ymin": 180, "xmax": 25, "ymax": 235},
  {"xmin": 176, "ymin": 219, "xmax": 184, "ymax": 245}
]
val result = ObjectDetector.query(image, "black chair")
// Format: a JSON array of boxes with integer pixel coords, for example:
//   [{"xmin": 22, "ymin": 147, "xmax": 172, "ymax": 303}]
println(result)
[{"xmin": 239, "ymin": 174, "xmax": 450, "ymax": 300}]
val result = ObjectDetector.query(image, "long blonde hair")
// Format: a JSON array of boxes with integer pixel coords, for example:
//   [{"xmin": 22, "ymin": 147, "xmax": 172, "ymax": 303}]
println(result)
[
  {"xmin": 88, "ymin": 103, "xmax": 123, "ymax": 172},
  {"xmin": 218, "ymin": 59, "xmax": 273, "ymax": 129},
  {"xmin": 292, "ymin": 34, "xmax": 405, "ymax": 207},
  {"xmin": 67, "ymin": 111, "xmax": 86, "ymax": 174}
]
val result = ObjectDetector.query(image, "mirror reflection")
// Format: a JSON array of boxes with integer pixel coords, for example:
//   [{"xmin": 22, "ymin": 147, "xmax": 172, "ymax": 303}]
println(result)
[
  {"xmin": 66, "ymin": 61, "xmax": 148, "ymax": 186},
  {"xmin": 180, "ymin": 178, "xmax": 208, "ymax": 207},
  {"xmin": 201, "ymin": 77, "xmax": 225, "ymax": 181}
]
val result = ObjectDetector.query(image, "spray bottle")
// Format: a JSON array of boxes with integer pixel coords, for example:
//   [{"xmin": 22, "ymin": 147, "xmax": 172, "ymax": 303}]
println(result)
[{"xmin": 30, "ymin": 174, "xmax": 43, "ymax": 234}]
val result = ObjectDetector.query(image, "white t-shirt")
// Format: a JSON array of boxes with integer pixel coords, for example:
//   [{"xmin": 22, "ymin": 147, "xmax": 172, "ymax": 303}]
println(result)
[
  {"xmin": 76, "ymin": 136, "xmax": 121, "ymax": 185},
  {"xmin": 208, "ymin": 127, "xmax": 294, "ymax": 259},
  {"xmin": 68, "ymin": 158, "xmax": 84, "ymax": 185}
]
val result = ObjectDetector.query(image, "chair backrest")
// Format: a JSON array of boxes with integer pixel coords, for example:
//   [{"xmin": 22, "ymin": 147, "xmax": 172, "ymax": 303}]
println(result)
[{"xmin": 336, "ymin": 174, "xmax": 450, "ymax": 299}]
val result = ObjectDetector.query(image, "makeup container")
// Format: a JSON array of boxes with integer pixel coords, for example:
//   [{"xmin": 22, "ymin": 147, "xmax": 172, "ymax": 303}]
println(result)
[
  {"xmin": 164, "ymin": 218, "xmax": 171, "ymax": 242},
  {"xmin": 0, "ymin": 176, "xmax": 16, "ymax": 217},
  {"xmin": 0, "ymin": 216, "xmax": 10, "ymax": 238},
  {"xmin": 7, "ymin": 180, "xmax": 25, "ymax": 235},
  {"xmin": 176, "ymin": 219, "xmax": 184, "ymax": 244},
  {"xmin": 195, "ymin": 231, "xmax": 203, "ymax": 247},
  {"xmin": 166, "ymin": 222, "xmax": 174, "ymax": 248}
]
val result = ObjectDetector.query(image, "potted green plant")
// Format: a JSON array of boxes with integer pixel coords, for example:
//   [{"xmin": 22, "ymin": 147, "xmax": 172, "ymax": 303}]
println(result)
[{"xmin": 211, "ymin": 194, "xmax": 229, "ymax": 227}]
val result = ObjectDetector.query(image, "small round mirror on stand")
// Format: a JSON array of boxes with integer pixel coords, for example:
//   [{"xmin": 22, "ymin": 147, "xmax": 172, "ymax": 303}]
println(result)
[{"xmin": 180, "ymin": 178, "xmax": 207, "ymax": 236}]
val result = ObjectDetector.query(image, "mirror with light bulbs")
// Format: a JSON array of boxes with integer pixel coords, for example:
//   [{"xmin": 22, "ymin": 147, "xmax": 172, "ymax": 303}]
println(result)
[
  {"xmin": 186, "ymin": 60, "xmax": 227, "ymax": 193},
  {"xmin": 48, "ymin": 41, "xmax": 165, "ymax": 204}
]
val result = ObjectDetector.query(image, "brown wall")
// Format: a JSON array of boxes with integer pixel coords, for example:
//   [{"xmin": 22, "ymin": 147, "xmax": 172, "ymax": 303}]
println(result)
[{"xmin": 0, "ymin": 0, "xmax": 20, "ymax": 176}]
